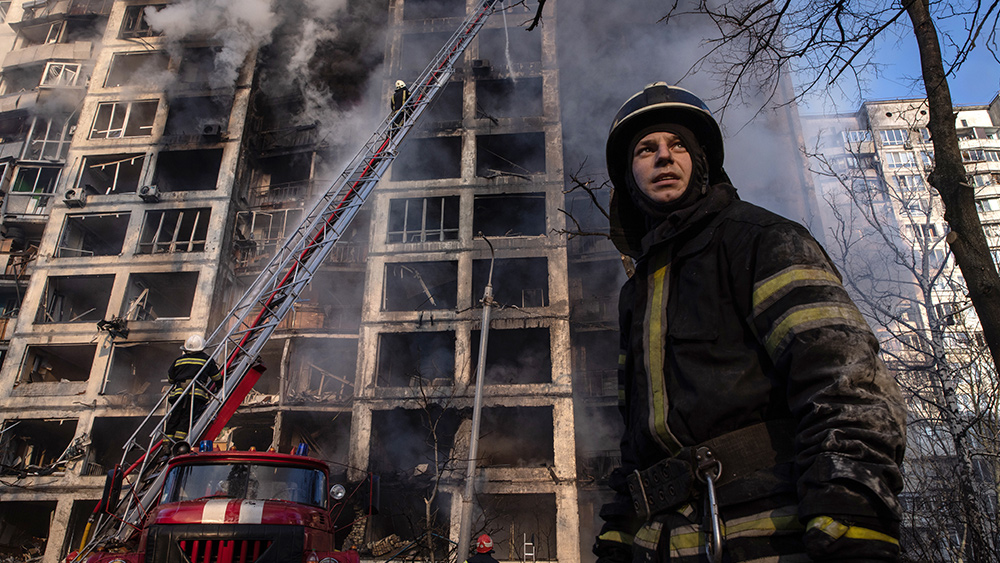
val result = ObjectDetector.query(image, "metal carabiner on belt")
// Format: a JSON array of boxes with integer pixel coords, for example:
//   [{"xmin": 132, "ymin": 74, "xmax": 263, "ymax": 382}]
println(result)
[{"xmin": 695, "ymin": 446, "xmax": 723, "ymax": 563}]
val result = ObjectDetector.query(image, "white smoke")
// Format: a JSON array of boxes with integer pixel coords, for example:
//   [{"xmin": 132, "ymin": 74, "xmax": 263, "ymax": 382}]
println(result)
[{"xmin": 144, "ymin": 0, "xmax": 280, "ymax": 91}]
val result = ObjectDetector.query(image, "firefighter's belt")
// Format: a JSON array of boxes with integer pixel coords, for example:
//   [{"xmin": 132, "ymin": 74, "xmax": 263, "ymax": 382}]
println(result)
[{"xmin": 626, "ymin": 420, "xmax": 796, "ymax": 520}]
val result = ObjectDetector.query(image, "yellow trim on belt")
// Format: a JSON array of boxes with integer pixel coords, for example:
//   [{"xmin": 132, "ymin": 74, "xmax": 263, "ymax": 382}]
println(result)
[
  {"xmin": 807, "ymin": 516, "xmax": 899, "ymax": 546},
  {"xmin": 598, "ymin": 530, "xmax": 634, "ymax": 546}
]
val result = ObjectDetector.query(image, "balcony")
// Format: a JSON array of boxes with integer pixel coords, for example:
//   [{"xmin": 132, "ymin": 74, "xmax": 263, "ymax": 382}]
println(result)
[
  {"xmin": 13, "ymin": 0, "xmax": 113, "ymax": 26},
  {"xmin": 578, "ymin": 449, "xmax": 621, "ymax": 484},
  {"xmin": 568, "ymin": 235, "xmax": 618, "ymax": 259},
  {"xmin": 2, "ymin": 191, "xmax": 54, "ymax": 220},
  {"xmin": 571, "ymin": 295, "xmax": 616, "ymax": 324},
  {"xmin": 2, "ymin": 41, "xmax": 92, "ymax": 70},
  {"xmin": 244, "ymin": 179, "xmax": 318, "ymax": 209}
]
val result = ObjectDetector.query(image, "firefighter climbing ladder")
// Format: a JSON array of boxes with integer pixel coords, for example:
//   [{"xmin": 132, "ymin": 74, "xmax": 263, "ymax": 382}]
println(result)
[{"xmin": 79, "ymin": 0, "xmax": 504, "ymax": 552}]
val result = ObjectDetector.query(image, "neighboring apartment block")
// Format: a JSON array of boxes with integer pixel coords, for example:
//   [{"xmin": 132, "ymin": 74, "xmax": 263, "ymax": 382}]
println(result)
[{"xmin": 0, "ymin": 2, "xmax": 818, "ymax": 562}]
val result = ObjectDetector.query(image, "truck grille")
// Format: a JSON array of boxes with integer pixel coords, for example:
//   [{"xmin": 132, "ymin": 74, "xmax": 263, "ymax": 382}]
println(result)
[{"xmin": 178, "ymin": 539, "xmax": 273, "ymax": 563}]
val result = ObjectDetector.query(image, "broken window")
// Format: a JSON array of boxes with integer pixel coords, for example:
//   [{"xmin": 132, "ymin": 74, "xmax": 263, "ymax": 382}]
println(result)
[
  {"xmin": 369, "ymin": 408, "xmax": 463, "ymax": 475},
  {"xmin": 376, "ymin": 331, "xmax": 455, "ymax": 387},
  {"xmin": 290, "ymin": 273, "xmax": 365, "ymax": 332},
  {"xmin": 36, "ymin": 274, "xmax": 113, "ymax": 323},
  {"xmin": 393, "ymin": 136, "xmax": 462, "ymax": 181},
  {"xmin": 122, "ymin": 271, "xmax": 198, "ymax": 319},
  {"xmin": 387, "ymin": 196, "xmax": 459, "ymax": 243},
  {"xmin": 0, "ymin": 418, "xmax": 76, "ymax": 475},
  {"xmin": 218, "ymin": 413, "xmax": 277, "ymax": 451},
  {"xmin": 153, "ymin": 148, "xmax": 223, "ymax": 191},
  {"xmin": 77, "ymin": 153, "xmax": 145, "ymax": 195},
  {"xmin": 120, "ymin": 4, "xmax": 164, "ymax": 38},
  {"xmin": 383, "ymin": 261, "xmax": 458, "ymax": 311},
  {"xmin": 0, "ymin": 501, "xmax": 57, "ymax": 559},
  {"xmin": 101, "ymin": 342, "xmax": 176, "ymax": 402},
  {"xmin": 288, "ymin": 339, "xmax": 357, "ymax": 403},
  {"xmin": 16, "ymin": 19, "xmax": 63, "ymax": 45},
  {"xmin": 473, "ymin": 193, "xmax": 545, "ymax": 236},
  {"xmin": 233, "ymin": 208, "xmax": 302, "ymax": 266},
  {"xmin": 573, "ymin": 330, "xmax": 618, "ymax": 398},
  {"xmin": 477, "ymin": 132, "xmax": 546, "ymax": 177},
  {"xmin": 243, "ymin": 153, "xmax": 314, "ymax": 207},
  {"xmin": 400, "ymin": 32, "xmax": 452, "ymax": 76},
  {"xmin": 138, "ymin": 208, "xmax": 210, "ymax": 254},
  {"xmin": 1, "ymin": 64, "xmax": 44, "ymax": 94},
  {"xmin": 476, "ymin": 494, "xmax": 557, "ymax": 560},
  {"xmin": 402, "ymin": 0, "xmax": 465, "ymax": 19},
  {"xmin": 85, "ymin": 416, "xmax": 152, "ymax": 476},
  {"xmin": 163, "ymin": 95, "xmax": 233, "ymax": 138},
  {"xmin": 56, "ymin": 213, "xmax": 129, "ymax": 258},
  {"xmin": 471, "ymin": 327, "xmax": 551, "ymax": 384},
  {"xmin": 472, "ymin": 257, "xmax": 548, "ymax": 308},
  {"xmin": 62, "ymin": 500, "xmax": 100, "ymax": 558},
  {"xmin": 41, "ymin": 62, "xmax": 81, "ymax": 87},
  {"xmin": 576, "ymin": 406, "xmax": 624, "ymax": 484},
  {"xmin": 24, "ymin": 115, "xmax": 75, "ymax": 161},
  {"xmin": 478, "ymin": 406, "xmax": 553, "ymax": 466},
  {"xmin": 177, "ymin": 47, "xmax": 217, "ymax": 88},
  {"xmin": 6, "ymin": 166, "xmax": 59, "ymax": 215},
  {"xmin": 104, "ymin": 51, "xmax": 170, "ymax": 87},
  {"xmin": 422, "ymin": 81, "xmax": 463, "ymax": 124},
  {"xmin": 476, "ymin": 77, "xmax": 544, "ymax": 119},
  {"xmin": 479, "ymin": 27, "xmax": 542, "ymax": 66},
  {"xmin": 90, "ymin": 100, "xmax": 158, "ymax": 139},
  {"xmin": 570, "ymin": 259, "xmax": 623, "ymax": 323},
  {"xmin": 279, "ymin": 412, "xmax": 352, "ymax": 461}
]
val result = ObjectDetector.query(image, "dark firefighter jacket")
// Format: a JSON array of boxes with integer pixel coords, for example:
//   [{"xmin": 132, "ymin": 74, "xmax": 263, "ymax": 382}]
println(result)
[
  {"xmin": 597, "ymin": 183, "xmax": 906, "ymax": 560},
  {"xmin": 391, "ymin": 87, "xmax": 411, "ymax": 114},
  {"xmin": 167, "ymin": 351, "xmax": 222, "ymax": 402},
  {"xmin": 464, "ymin": 553, "xmax": 499, "ymax": 563}
]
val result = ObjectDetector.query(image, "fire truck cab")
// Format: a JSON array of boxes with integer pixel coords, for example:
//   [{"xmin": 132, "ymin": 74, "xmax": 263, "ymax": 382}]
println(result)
[{"xmin": 83, "ymin": 447, "xmax": 361, "ymax": 563}]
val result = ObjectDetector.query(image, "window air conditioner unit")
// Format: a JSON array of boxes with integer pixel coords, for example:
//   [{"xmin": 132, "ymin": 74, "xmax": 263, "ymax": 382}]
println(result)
[
  {"xmin": 63, "ymin": 187, "xmax": 86, "ymax": 208},
  {"xmin": 138, "ymin": 185, "xmax": 160, "ymax": 203},
  {"xmin": 202, "ymin": 123, "xmax": 223, "ymax": 137}
]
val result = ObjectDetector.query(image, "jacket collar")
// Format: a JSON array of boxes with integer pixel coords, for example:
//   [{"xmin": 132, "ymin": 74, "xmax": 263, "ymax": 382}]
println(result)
[{"xmin": 638, "ymin": 183, "xmax": 737, "ymax": 257}]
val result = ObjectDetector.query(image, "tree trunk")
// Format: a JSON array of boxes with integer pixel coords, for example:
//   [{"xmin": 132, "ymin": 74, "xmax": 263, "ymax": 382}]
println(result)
[
  {"xmin": 906, "ymin": 4, "xmax": 999, "ymax": 560},
  {"xmin": 905, "ymin": 0, "xmax": 1000, "ymax": 379}
]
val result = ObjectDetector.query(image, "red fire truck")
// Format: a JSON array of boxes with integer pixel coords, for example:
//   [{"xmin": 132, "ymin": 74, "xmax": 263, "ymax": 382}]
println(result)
[{"xmin": 79, "ymin": 445, "xmax": 366, "ymax": 563}]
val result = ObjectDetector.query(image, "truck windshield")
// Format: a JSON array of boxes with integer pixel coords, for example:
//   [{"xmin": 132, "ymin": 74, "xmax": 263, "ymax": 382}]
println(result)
[{"xmin": 162, "ymin": 463, "xmax": 327, "ymax": 508}]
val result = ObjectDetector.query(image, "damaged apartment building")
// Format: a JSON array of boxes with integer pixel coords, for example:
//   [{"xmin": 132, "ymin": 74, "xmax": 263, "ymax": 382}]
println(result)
[{"xmin": 0, "ymin": 1, "xmax": 819, "ymax": 562}]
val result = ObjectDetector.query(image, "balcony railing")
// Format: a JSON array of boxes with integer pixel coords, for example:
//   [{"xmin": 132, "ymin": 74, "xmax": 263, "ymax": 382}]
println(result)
[
  {"xmin": 571, "ymin": 296, "xmax": 616, "ymax": 323},
  {"xmin": 16, "ymin": 0, "xmax": 112, "ymax": 24},
  {"xmin": 2, "ymin": 191, "xmax": 54, "ymax": 218},
  {"xmin": 579, "ymin": 368, "xmax": 617, "ymax": 398},
  {"xmin": 244, "ymin": 179, "xmax": 318, "ymax": 209},
  {"xmin": 568, "ymin": 235, "xmax": 617, "ymax": 257},
  {"xmin": 578, "ymin": 449, "xmax": 621, "ymax": 483}
]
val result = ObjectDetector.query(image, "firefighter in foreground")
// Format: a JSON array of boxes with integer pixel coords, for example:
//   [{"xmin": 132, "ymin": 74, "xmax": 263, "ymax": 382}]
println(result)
[
  {"xmin": 164, "ymin": 334, "xmax": 222, "ymax": 443},
  {"xmin": 593, "ymin": 83, "xmax": 906, "ymax": 562},
  {"xmin": 464, "ymin": 534, "xmax": 499, "ymax": 563}
]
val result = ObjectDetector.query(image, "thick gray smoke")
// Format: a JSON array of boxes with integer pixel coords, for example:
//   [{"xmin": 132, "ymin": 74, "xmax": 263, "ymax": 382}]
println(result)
[
  {"xmin": 556, "ymin": 0, "xmax": 821, "ymax": 229},
  {"xmin": 144, "ymin": 0, "xmax": 279, "ymax": 90}
]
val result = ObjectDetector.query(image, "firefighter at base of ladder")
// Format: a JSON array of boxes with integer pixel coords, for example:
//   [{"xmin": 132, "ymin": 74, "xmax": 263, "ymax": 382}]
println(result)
[
  {"xmin": 391, "ymin": 79, "xmax": 411, "ymax": 130},
  {"xmin": 464, "ymin": 534, "xmax": 499, "ymax": 563},
  {"xmin": 164, "ymin": 334, "xmax": 222, "ymax": 443},
  {"xmin": 593, "ymin": 83, "xmax": 906, "ymax": 562}
]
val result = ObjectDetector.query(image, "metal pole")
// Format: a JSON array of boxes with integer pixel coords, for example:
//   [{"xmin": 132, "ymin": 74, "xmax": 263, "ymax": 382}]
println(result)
[{"xmin": 457, "ymin": 235, "xmax": 495, "ymax": 561}]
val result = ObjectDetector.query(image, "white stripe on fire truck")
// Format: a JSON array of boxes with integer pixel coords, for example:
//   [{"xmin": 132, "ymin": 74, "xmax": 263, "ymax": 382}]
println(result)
[{"xmin": 202, "ymin": 499, "xmax": 230, "ymax": 523}]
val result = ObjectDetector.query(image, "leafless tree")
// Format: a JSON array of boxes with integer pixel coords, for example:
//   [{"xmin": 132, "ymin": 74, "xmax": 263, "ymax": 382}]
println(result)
[
  {"xmin": 661, "ymin": 0, "xmax": 1000, "ymax": 390},
  {"xmin": 810, "ymin": 139, "xmax": 1000, "ymax": 561}
]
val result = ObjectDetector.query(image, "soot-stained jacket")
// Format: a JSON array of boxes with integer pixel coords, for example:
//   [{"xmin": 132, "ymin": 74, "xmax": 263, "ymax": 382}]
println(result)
[{"xmin": 597, "ymin": 183, "xmax": 906, "ymax": 559}]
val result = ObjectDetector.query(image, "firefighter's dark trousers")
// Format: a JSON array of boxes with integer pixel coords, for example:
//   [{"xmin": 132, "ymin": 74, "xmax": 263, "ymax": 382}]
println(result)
[{"xmin": 164, "ymin": 395, "xmax": 208, "ymax": 443}]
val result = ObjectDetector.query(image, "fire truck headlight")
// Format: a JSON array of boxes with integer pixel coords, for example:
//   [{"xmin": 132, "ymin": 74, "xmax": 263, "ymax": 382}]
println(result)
[{"xmin": 330, "ymin": 484, "xmax": 346, "ymax": 500}]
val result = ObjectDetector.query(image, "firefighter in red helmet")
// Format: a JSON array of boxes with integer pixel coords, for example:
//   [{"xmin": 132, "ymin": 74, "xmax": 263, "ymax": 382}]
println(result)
[{"xmin": 464, "ymin": 534, "xmax": 498, "ymax": 563}]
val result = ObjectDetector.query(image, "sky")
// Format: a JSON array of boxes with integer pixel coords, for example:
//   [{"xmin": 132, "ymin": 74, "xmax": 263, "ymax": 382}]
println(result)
[{"xmin": 803, "ymin": 13, "xmax": 1000, "ymax": 113}]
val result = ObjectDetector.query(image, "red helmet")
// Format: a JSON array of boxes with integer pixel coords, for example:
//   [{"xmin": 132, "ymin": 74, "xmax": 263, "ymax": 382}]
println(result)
[{"xmin": 476, "ymin": 534, "xmax": 493, "ymax": 553}]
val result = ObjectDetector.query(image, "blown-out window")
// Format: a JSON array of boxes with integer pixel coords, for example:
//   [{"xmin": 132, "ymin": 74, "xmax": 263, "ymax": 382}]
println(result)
[
  {"xmin": 91, "ymin": 101, "xmax": 158, "ymax": 139},
  {"xmin": 387, "ymin": 196, "xmax": 459, "ymax": 243}
]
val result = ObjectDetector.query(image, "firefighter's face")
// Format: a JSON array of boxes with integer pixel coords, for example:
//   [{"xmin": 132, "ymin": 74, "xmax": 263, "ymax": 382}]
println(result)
[{"xmin": 631, "ymin": 131, "xmax": 693, "ymax": 204}]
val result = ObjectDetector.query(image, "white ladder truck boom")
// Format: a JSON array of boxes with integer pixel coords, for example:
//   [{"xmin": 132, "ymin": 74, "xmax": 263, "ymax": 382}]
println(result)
[{"xmin": 76, "ymin": 0, "xmax": 503, "ymax": 556}]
